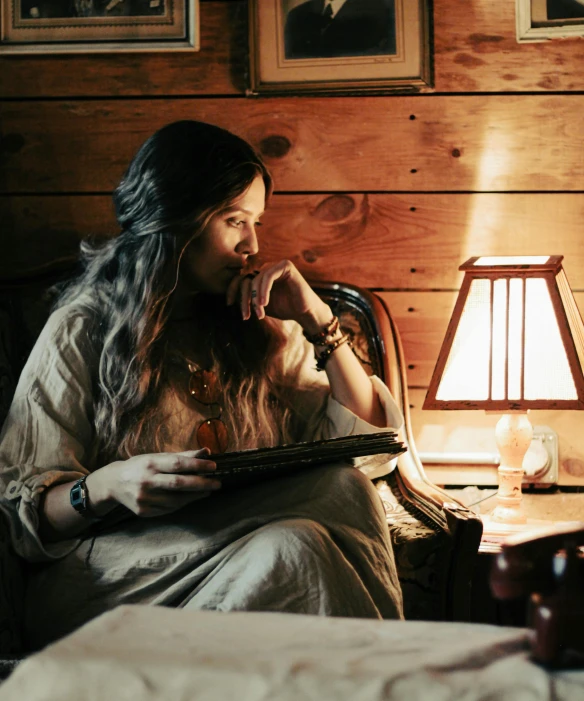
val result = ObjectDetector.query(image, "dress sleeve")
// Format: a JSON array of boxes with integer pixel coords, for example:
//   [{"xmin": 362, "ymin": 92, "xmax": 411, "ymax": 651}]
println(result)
[
  {"xmin": 281, "ymin": 321, "xmax": 404, "ymax": 443},
  {"xmin": 0, "ymin": 305, "xmax": 98, "ymax": 562}
]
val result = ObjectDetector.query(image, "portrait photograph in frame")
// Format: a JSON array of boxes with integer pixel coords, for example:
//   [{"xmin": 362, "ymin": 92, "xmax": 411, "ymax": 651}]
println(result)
[
  {"xmin": 517, "ymin": 0, "xmax": 584, "ymax": 41},
  {"xmin": 248, "ymin": 0, "xmax": 433, "ymax": 95},
  {"xmin": 0, "ymin": 0, "xmax": 199, "ymax": 53}
]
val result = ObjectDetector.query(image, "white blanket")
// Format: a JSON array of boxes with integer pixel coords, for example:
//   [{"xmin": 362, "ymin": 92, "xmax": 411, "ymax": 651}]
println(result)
[{"xmin": 1, "ymin": 605, "xmax": 583, "ymax": 701}]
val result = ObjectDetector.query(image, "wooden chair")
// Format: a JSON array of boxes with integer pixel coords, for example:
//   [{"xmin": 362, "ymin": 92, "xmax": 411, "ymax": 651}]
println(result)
[
  {"xmin": 315, "ymin": 282, "xmax": 483, "ymax": 621},
  {"xmin": 0, "ymin": 273, "xmax": 483, "ymax": 675}
]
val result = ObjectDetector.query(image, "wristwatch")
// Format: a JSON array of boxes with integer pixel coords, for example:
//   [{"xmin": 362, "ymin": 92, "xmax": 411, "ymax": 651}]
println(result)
[{"xmin": 70, "ymin": 476, "xmax": 98, "ymax": 519}]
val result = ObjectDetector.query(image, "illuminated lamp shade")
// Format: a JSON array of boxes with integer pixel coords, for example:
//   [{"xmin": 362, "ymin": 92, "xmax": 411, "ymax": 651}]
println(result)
[{"xmin": 423, "ymin": 256, "xmax": 584, "ymax": 525}]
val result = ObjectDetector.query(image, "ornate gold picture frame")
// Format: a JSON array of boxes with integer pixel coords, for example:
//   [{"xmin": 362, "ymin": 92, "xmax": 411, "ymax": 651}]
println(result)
[
  {"xmin": 0, "ymin": 0, "xmax": 199, "ymax": 53},
  {"xmin": 248, "ymin": 0, "xmax": 433, "ymax": 95},
  {"xmin": 517, "ymin": 0, "xmax": 584, "ymax": 42}
]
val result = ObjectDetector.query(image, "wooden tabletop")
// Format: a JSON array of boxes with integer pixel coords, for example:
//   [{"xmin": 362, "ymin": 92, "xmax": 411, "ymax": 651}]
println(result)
[{"xmin": 445, "ymin": 487, "xmax": 584, "ymax": 553}]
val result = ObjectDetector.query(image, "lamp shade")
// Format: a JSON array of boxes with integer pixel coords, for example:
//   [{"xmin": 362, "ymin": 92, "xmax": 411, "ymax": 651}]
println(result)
[{"xmin": 423, "ymin": 256, "xmax": 584, "ymax": 411}]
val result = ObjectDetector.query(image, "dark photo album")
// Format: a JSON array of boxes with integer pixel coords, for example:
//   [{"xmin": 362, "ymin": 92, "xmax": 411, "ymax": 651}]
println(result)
[{"xmin": 205, "ymin": 431, "xmax": 407, "ymax": 488}]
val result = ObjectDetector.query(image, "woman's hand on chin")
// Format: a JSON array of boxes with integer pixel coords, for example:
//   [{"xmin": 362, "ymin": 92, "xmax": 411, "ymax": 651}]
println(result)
[{"xmin": 226, "ymin": 260, "xmax": 332, "ymax": 333}]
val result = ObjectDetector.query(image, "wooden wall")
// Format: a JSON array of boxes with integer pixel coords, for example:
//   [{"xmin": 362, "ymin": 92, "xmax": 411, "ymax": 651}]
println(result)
[{"xmin": 2, "ymin": 0, "xmax": 584, "ymax": 480}]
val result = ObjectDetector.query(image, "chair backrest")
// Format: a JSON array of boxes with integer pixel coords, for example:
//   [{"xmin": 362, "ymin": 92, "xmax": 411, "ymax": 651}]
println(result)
[
  {"xmin": 0, "ymin": 273, "xmax": 75, "ymax": 655},
  {"xmin": 314, "ymin": 282, "xmax": 483, "ymax": 621},
  {"xmin": 1, "ymin": 278, "xmax": 63, "ymax": 428}
]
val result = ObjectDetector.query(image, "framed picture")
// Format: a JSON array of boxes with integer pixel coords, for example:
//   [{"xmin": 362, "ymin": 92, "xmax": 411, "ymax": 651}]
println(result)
[
  {"xmin": 248, "ymin": 0, "xmax": 432, "ymax": 95},
  {"xmin": 517, "ymin": 0, "xmax": 584, "ymax": 41},
  {"xmin": 0, "ymin": 0, "xmax": 199, "ymax": 53}
]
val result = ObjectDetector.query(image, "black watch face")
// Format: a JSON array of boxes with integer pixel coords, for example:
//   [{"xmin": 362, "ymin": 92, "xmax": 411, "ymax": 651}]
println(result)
[{"xmin": 70, "ymin": 482, "xmax": 85, "ymax": 510}]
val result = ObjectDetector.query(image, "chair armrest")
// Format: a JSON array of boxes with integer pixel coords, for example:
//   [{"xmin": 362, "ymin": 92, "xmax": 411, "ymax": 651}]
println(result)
[
  {"xmin": 314, "ymin": 282, "xmax": 483, "ymax": 621},
  {"xmin": 373, "ymin": 290, "xmax": 484, "ymax": 620},
  {"xmin": 369, "ymin": 293, "xmax": 482, "ymax": 530}
]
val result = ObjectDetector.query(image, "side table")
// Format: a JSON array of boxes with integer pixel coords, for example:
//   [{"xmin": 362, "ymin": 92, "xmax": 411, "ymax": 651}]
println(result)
[{"xmin": 446, "ymin": 487, "xmax": 584, "ymax": 626}]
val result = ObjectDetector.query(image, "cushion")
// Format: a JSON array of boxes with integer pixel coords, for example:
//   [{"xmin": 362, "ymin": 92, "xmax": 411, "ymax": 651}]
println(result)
[{"xmin": 377, "ymin": 475, "xmax": 445, "ymax": 621}]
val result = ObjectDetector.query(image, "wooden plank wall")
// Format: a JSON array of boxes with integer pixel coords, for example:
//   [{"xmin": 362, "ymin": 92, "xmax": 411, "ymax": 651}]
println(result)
[{"xmin": 2, "ymin": 0, "xmax": 584, "ymax": 479}]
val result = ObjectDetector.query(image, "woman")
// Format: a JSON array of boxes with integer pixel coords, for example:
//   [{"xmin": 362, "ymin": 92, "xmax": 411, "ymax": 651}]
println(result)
[{"xmin": 0, "ymin": 120, "xmax": 403, "ymax": 650}]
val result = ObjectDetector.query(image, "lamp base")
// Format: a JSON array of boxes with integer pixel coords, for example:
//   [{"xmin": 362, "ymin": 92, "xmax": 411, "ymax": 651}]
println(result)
[
  {"xmin": 491, "ymin": 503, "xmax": 527, "ymax": 525},
  {"xmin": 482, "ymin": 515, "xmax": 548, "ymax": 536},
  {"xmin": 491, "ymin": 412, "xmax": 533, "ymax": 526}
]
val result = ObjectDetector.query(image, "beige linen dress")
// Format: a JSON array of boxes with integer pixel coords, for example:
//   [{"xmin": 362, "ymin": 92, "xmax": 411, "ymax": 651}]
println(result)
[{"xmin": 0, "ymin": 301, "xmax": 404, "ymax": 650}]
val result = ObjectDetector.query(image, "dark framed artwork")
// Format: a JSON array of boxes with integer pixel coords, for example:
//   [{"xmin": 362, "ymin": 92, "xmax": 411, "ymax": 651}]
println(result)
[
  {"xmin": 0, "ymin": 0, "xmax": 199, "ymax": 53},
  {"xmin": 248, "ymin": 0, "xmax": 433, "ymax": 95},
  {"xmin": 517, "ymin": 0, "xmax": 584, "ymax": 41}
]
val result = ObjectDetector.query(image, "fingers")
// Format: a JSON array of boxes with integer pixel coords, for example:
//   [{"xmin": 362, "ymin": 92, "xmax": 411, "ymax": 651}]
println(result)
[
  {"xmin": 226, "ymin": 272, "xmax": 244, "ymax": 307},
  {"xmin": 246, "ymin": 274, "xmax": 263, "ymax": 320},
  {"xmin": 151, "ymin": 473, "xmax": 222, "ymax": 492},
  {"xmin": 234, "ymin": 270, "xmax": 263, "ymax": 321},
  {"xmin": 148, "ymin": 451, "xmax": 217, "ymax": 475},
  {"xmin": 247, "ymin": 262, "xmax": 288, "ymax": 320},
  {"xmin": 254, "ymin": 269, "xmax": 272, "ymax": 320},
  {"xmin": 178, "ymin": 448, "xmax": 212, "ymax": 459},
  {"xmin": 226, "ymin": 261, "xmax": 298, "ymax": 322},
  {"xmin": 115, "ymin": 452, "xmax": 224, "ymax": 519},
  {"xmin": 239, "ymin": 274, "xmax": 254, "ymax": 321}
]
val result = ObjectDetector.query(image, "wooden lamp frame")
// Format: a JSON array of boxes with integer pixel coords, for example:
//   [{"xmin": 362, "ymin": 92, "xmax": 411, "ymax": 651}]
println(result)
[
  {"xmin": 423, "ymin": 255, "xmax": 584, "ymax": 525},
  {"xmin": 424, "ymin": 255, "xmax": 584, "ymax": 412}
]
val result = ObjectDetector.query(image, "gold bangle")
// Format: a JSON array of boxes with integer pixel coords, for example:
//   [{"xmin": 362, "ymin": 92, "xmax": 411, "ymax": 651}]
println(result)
[
  {"xmin": 303, "ymin": 316, "xmax": 340, "ymax": 345},
  {"xmin": 315, "ymin": 334, "xmax": 351, "ymax": 371}
]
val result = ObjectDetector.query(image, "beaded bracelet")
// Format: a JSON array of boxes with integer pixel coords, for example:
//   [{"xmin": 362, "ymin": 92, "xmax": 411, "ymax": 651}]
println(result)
[
  {"xmin": 303, "ymin": 316, "xmax": 340, "ymax": 346},
  {"xmin": 315, "ymin": 334, "xmax": 351, "ymax": 371}
]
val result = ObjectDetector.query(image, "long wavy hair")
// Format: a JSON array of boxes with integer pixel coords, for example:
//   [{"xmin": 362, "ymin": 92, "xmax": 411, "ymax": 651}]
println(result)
[{"xmin": 56, "ymin": 120, "xmax": 298, "ymax": 462}]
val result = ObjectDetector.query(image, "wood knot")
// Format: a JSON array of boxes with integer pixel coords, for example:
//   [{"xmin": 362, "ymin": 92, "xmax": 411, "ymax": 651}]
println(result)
[
  {"xmin": 563, "ymin": 459, "xmax": 584, "ymax": 478},
  {"xmin": 302, "ymin": 249, "xmax": 318, "ymax": 263},
  {"xmin": 312, "ymin": 195, "xmax": 356, "ymax": 223},
  {"xmin": 258, "ymin": 135, "xmax": 291, "ymax": 159}
]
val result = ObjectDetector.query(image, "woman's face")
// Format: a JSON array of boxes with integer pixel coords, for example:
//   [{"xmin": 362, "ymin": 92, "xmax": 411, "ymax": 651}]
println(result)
[{"xmin": 180, "ymin": 175, "xmax": 266, "ymax": 295}]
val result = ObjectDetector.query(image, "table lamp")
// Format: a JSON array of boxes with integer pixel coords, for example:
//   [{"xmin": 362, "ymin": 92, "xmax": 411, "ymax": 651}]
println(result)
[{"xmin": 423, "ymin": 256, "xmax": 584, "ymax": 526}]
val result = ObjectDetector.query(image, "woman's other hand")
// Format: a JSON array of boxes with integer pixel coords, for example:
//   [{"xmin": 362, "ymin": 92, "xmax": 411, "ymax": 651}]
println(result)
[
  {"xmin": 88, "ymin": 449, "xmax": 221, "ymax": 518},
  {"xmin": 226, "ymin": 260, "xmax": 332, "ymax": 334},
  {"xmin": 225, "ymin": 261, "xmax": 387, "ymax": 429}
]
